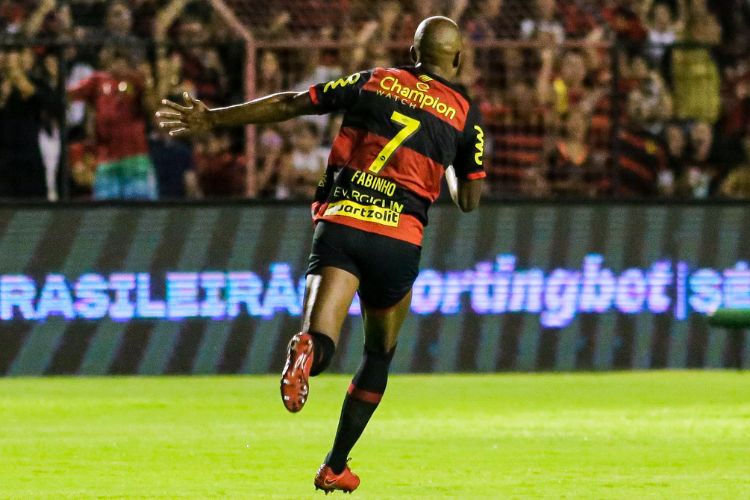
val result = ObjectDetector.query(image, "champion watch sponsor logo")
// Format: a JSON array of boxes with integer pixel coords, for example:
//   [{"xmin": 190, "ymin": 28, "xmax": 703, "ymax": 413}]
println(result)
[{"xmin": 376, "ymin": 76, "xmax": 457, "ymax": 119}]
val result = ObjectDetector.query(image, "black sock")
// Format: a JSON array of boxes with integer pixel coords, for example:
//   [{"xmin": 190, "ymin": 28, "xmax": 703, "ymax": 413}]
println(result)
[
  {"xmin": 326, "ymin": 346, "xmax": 395, "ymax": 474},
  {"xmin": 309, "ymin": 331, "xmax": 335, "ymax": 376}
]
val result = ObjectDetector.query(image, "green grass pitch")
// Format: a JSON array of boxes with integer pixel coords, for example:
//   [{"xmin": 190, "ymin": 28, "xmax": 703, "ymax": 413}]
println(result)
[{"xmin": 1, "ymin": 372, "xmax": 748, "ymax": 499}]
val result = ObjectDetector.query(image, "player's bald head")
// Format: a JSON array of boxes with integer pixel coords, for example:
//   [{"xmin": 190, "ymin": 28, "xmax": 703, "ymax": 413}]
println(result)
[{"xmin": 411, "ymin": 16, "xmax": 462, "ymax": 75}]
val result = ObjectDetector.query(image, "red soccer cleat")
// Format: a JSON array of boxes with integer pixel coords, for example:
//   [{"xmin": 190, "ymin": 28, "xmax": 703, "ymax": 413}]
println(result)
[
  {"xmin": 280, "ymin": 332, "xmax": 314, "ymax": 413},
  {"xmin": 314, "ymin": 463, "xmax": 361, "ymax": 494}
]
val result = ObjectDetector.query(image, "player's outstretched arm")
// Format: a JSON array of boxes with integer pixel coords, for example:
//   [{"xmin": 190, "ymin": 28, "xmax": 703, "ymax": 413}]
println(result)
[{"xmin": 156, "ymin": 91, "xmax": 316, "ymax": 137}]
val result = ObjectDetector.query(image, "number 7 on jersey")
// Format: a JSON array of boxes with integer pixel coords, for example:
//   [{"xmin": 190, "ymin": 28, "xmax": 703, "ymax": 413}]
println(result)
[{"xmin": 368, "ymin": 111, "xmax": 421, "ymax": 174}]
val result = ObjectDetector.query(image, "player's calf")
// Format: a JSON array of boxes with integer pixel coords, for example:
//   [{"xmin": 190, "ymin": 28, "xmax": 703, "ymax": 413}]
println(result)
[{"xmin": 324, "ymin": 346, "xmax": 395, "ymax": 472}]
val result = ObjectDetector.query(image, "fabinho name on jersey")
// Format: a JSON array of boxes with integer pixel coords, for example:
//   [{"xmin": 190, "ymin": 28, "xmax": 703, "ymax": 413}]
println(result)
[{"xmin": 325, "ymin": 171, "xmax": 405, "ymax": 227}]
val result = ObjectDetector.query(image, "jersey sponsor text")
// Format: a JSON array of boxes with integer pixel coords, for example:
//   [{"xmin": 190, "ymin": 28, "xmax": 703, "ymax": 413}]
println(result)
[
  {"xmin": 376, "ymin": 76, "xmax": 457, "ymax": 120},
  {"xmin": 324, "ymin": 199, "xmax": 401, "ymax": 227}
]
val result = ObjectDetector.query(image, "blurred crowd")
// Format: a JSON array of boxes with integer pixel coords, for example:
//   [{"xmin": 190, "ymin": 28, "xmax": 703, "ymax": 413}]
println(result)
[{"xmin": 1, "ymin": 0, "xmax": 749, "ymax": 201}]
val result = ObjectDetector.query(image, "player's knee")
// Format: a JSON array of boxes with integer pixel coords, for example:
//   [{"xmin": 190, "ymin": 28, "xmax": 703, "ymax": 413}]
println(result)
[{"xmin": 364, "ymin": 332, "xmax": 398, "ymax": 357}]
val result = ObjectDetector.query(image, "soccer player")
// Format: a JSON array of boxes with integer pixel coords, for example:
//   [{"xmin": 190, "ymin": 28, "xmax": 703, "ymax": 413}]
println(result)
[{"xmin": 156, "ymin": 16, "xmax": 485, "ymax": 494}]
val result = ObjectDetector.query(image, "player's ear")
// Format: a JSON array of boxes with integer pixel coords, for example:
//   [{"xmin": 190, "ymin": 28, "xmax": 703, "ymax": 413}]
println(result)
[
  {"xmin": 453, "ymin": 51, "xmax": 461, "ymax": 69},
  {"xmin": 409, "ymin": 46, "xmax": 418, "ymax": 64}
]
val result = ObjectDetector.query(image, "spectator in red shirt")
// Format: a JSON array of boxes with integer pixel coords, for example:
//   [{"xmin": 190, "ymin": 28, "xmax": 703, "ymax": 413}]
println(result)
[
  {"xmin": 488, "ymin": 80, "xmax": 550, "ymax": 196},
  {"xmin": 194, "ymin": 131, "xmax": 246, "ymax": 198},
  {"xmin": 603, "ymin": 4, "xmax": 648, "ymax": 44},
  {"xmin": 68, "ymin": 48, "xmax": 158, "ymax": 200},
  {"xmin": 153, "ymin": 2, "xmax": 229, "ymax": 105},
  {"xmin": 558, "ymin": 0, "xmax": 598, "ymax": 39},
  {"xmin": 547, "ymin": 109, "xmax": 608, "ymax": 196},
  {"xmin": 616, "ymin": 89, "xmax": 670, "ymax": 196}
]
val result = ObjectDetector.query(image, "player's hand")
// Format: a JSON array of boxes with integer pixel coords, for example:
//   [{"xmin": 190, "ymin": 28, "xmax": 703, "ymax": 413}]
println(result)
[{"xmin": 156, "ymin": 92, "xmax": 213, "ymax": 137}]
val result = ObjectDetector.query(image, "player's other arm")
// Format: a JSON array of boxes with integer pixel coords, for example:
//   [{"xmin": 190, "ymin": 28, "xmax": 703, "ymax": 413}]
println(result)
[
  {"xmin": 446, "ymin": 165, "xmax": 482, "ymax": 212},
  {"xmin": 156, "ymin": 91, "xmax": 317, "ymax": 137},
  {"xmin": 449, "ymin": 104, "xmax": 486, "ymax": 212}
]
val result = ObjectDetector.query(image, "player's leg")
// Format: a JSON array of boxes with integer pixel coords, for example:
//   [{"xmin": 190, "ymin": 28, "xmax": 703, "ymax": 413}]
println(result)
[
  {"xmin": 308, "ymin": 226, "xmax": 419, "ymax": 492},
  {"xmin": 281, "ymin": 223, "xmax": 361, "ymax": 413},
  {"xmin": 302, "ymin": 267, "xmax": 359, "ymax": 347},
  {"xmin": 304, "ymin": 267, "xmax": 360, "ymax": 375},
  {"xmin": 281, "ymin": 267, "xmax": 359, "ymax": 413},
  {"xmin": 316, "ymin": 231, "xmax": 420, "ymax": 492},
  {"xmin": 322, "ymin": 291, "xmax": 411, "ymax": 476}
]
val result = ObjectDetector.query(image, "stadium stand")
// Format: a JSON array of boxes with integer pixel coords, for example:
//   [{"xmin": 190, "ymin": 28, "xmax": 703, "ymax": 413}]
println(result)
[{"xmin": 1, "ymin": 0, "xmax": 749, "ymax": 200}]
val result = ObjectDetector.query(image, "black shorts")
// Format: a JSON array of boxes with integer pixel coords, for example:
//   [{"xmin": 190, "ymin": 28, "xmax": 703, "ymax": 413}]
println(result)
[{"xmin": 306, "ymin": 221, "xmax": 422, "ymax": 309}]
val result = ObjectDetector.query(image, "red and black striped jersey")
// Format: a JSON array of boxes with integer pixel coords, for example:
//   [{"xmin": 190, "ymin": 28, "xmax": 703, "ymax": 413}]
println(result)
[
  {"xmin": 617, "ymin": 128, "xmax": 666, "ymax": 196},
  {"xmin": 308, "ymin": 66, "xmax": 486, "ymax": 246}
]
